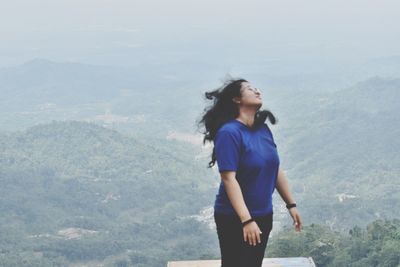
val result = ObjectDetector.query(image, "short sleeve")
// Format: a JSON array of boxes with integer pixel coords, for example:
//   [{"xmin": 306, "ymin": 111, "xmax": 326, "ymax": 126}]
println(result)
[{"xmin": 214, "ymin": 129, "xmax": 241, "ymax": 172}]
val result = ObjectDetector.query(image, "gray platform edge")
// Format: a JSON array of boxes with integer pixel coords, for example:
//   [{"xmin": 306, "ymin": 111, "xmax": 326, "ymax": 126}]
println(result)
[{"xmin": 167, "ymin": 257, "xmax": 317, "ymax": 267}]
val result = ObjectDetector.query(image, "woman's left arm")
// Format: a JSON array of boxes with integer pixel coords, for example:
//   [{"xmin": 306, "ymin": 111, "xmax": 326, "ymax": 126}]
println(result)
[{"xmin": 275, "ymin": 165, "xmax": 302, "ymax": 232}]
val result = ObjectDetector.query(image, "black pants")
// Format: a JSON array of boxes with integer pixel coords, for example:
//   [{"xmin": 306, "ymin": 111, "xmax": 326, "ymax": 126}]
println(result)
[{"xmin": 214, "ymin": 211, "xmax": 273, "ymax": 267}]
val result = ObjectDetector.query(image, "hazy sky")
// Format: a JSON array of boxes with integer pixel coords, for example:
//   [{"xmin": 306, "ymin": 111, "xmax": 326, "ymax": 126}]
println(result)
[{"xmin": 1, "ymin": 0, "xmax": 399, "ymax": 67}]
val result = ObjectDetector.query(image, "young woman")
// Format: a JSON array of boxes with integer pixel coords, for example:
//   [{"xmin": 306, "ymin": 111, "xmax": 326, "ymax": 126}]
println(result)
[{"xmin": 197, "ymin": 78, "xmax": 302, "ymax": 267}]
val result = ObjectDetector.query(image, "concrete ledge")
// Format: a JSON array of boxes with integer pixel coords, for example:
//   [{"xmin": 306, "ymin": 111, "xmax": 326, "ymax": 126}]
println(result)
[{"xmin": 167, "ymin": 257, "xmax": 316, "ymax": 267}]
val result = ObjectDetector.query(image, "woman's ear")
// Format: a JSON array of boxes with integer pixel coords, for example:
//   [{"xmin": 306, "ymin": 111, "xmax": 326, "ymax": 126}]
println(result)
[{"xmin": 232, "ymin": 97, "xmax": 241, "ymax": 104}]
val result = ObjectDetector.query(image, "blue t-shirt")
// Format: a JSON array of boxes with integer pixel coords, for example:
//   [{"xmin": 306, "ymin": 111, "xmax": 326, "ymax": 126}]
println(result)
[{"xmin": 213, "ymin": 118, "xmax": 280, "ymax": 217}]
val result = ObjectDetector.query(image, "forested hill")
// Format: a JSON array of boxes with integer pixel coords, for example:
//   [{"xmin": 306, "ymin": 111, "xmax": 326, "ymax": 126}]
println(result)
[
  {"xmin": 0, "ymin": 120, "xmax": 217, "ymax": 267},
  {"xmin": 278, "ymin": 77, "xmax": 400, "ymax": 229}
]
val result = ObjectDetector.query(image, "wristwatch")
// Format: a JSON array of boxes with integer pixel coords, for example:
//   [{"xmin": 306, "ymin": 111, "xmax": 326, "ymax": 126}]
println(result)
[{"xmin": 286, "ymin": 203, "xmax": 297, "ymax": 209}]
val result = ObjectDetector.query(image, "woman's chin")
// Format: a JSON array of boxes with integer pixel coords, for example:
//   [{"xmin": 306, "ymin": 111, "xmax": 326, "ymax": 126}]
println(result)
[{"xmin": 254, "ymin": 102, "xmax": 263, "ymax": 109}]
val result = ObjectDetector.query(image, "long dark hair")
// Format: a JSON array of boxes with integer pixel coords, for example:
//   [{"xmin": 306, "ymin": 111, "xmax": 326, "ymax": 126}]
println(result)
[{"xmin": 196, "ymin": 77, "xmax": 277, "ymax": 168}]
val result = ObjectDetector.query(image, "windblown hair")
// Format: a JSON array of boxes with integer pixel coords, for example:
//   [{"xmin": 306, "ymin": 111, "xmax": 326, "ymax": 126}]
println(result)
[{"xmin": 196, "ymin": 77, "xmax": 277, "ymax": 168}]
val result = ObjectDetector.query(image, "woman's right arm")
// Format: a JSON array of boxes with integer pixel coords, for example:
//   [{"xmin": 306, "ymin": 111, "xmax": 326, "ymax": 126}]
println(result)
[
  {"xmin": 220, "ymin": 170, "xmax": 262, "ymax": 246},
  {"xmin": 220, "ymin": 171, "xmax": 251, "ymax": 222}
]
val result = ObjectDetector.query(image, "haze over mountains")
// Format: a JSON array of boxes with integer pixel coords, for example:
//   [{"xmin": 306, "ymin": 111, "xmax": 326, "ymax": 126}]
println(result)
[
  {"xmin": 1, "ymin": 0, "xmax": 400, "ymax": 265},
  {"xmin": 1, "ymin": 56, "xmax": 400, "ymax": 134},
  {"xmin": 0, "ymin": 56, "xmax": 399, "ymax": 266}
]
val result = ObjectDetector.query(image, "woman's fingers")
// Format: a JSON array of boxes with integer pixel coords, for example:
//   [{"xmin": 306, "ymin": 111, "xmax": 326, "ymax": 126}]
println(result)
[
  {"xmin": 296, "ymin": 214, "xmax": 302, "ymax": 231},
  {"xmin": 250, "ymin": 230, "xmax": 261, "ymax": 246},
  {"xmin": 250, "ymin": 232, "xmax": 255, "ymax": 246},
  {"xmin": 298, "ymin": 214, "xmax": 302, "ymax": 226},
  {"xmin": 244, "ymin": 231, "xmax": 255, "ymax": 246},
  {"xmin": 289, "ymin": 208, "xmax": 302, "ymax": 232},
  {"xmin": 243, "ymin": 222, "xmax": 263, "ymax": 246},
  {"xmin": 256, "ymin": 230, "xmax": 261, "ymax": 244},
  {"xmin": 254, "ymin": 231, "xmax": 262, "ymax": 246},
  {"xmin": 256, "ymin": 225, "xmax": 262, "ymax": 244},
  {"xmin": 292, "ymin": 212, "xmax": 302, "ymax": 232}
]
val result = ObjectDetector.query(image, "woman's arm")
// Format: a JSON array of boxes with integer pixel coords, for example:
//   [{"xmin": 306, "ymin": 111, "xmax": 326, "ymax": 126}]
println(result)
[
  {"xmin": 220, "ymin": 171, "xmax": 252, "ymax": 222},
  {"xmin": 275, "ymin": 166, "xmax": 296, "ymax": 204},
  {"xmin": 275, "ymin": 166, "xmax": 302, "ymax": 231}
]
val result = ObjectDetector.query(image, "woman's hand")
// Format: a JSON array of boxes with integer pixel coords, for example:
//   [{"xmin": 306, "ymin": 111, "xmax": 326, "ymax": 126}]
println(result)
[
  {"xmin": 288, "ymin": 207, "xmax": 302, "ymax": 232},
  {"xmin": 243, "ymin": 221, "xmax": 262, "ymax": 246}
]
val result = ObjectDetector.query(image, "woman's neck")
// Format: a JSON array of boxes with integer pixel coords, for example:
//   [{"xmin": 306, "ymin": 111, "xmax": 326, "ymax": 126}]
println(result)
[{"xmin": 236, "ymin": 113, "xmax": 256, "ymax": 128}]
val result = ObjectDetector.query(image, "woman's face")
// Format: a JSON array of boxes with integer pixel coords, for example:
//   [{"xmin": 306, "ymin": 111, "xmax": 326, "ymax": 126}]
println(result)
[{"xmin": 236, "ymin": 82, "xmax": 263, "ymax": 108}]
